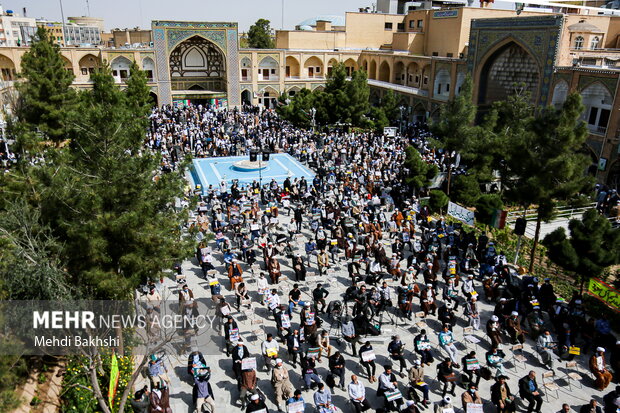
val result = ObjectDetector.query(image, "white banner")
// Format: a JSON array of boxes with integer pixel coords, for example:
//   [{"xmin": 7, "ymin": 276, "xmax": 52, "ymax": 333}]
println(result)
[{"xmin": 447, "ymin": 201, "xmax": 475, "ymax": 226}]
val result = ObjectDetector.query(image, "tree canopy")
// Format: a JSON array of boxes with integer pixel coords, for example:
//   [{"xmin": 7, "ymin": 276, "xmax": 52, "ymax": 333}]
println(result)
[
  {"xmin": 543, "ymin": 209, "xmax": 620, "ymax": 291},
  {"xmin": 248, "ymin": 18, "xmax": 275, "ymax": 49},
  {"xmin": 15, "ymin": 26, "xmax": 77, "ymax": 149}
]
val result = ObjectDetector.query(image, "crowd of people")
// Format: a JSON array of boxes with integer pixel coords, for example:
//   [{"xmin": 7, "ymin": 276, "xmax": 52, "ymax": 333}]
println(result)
[{"xmin": 129, "ymin": 102, "xmax": 619, "ymax": 413}]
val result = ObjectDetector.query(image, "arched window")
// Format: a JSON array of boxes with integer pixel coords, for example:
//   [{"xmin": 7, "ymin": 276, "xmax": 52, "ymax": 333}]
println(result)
[
  {"xmin": 590, "ymin": 36, "xmax": 600, "ymax": 49},
  {"xmin": 574, "ymin": 36, "xmax": 584, "ymax": 49}
]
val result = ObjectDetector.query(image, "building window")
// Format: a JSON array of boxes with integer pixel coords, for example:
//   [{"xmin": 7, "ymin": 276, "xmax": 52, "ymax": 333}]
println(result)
[
  {"xmin": 384, "ymin": 22, "xmax": 393, "ymax": 30},
  {"xmin": 590, "ymin": 36, "xmax": 600, "ymax": 49},
  {"xmin": 409, "ymin": 20, "xmax": 415, "ymax": 28},
  {"xmin": 447, "ymin": 53, "xmax": 453, "ymax": 58},
  {"xmin": 417, "ymin": 20, "xmax": 423, "ymax": 28},
  {"xmin": 432, "ymin": 52, "xmax": 439, "ymax": 56},
  {"xmin": 574, "ymin": 36, "xmax": 584, "ymax": 49},
  {"xmin": 423, "ymin": 76, "xmax": 428, "ymax": 85},
  {"xmin": 397, "ymin": 23, "xmax": 404, "ymax": 31}
]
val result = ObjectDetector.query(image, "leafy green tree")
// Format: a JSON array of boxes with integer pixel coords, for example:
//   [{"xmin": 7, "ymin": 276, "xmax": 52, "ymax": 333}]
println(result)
[
  {"xmin": 346, "ymin": 69, "xmax": 371, "ymax": 127},
  {"xmin": 429, "ymin": 189, "xmax": 449, "ymax": 214},
  {"xmin": 451, "ymin": 174, "xmax": 481, "ymax": 207},
  {"xmin": 402, "ymin": 146, "xmax": 438, "ymax": 195},
  {"xmin": 379, "ymin": 89, "xmax": 399, "ymax": 125},
  {"xmin": 474, "ymin": 194, "xmax": 504, "ymax": 226},
  {"xmin": 16, "ymin": 27, "xmax": 76, "ymax": 148},
  {"xmin": 276, "ymin": 89, "xmax": 314, "ymax": 128},
  {"xmin": 502, "ymin": 93, "xmax": 592, "ymax": 272},
  {"xmin": 248, "ymin": 18, "xmax": 274, "ymax": 49},
  {"xmin": 543, "ymin": 209, "xmax": 620, "ymax": 292},
  {"xmin": 430, "ymin": 75, "xmax": 477, "ymax": 195}
]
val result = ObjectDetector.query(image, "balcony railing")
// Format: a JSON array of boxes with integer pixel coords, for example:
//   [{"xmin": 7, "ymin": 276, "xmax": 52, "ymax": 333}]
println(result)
[
  {"xmin": 587, "ymin": 124, "xmax": 607, "ymax": 135},
  {"xmin": 367, "ymin": 79, "xmax": 429, "ymax": 97},
  {"xmin": 171, "ymin": 77, "xmax": 226, "ymax": 92}
]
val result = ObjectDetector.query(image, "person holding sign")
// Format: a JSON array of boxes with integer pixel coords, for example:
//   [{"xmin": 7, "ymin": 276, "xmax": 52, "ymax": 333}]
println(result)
[
  {"xmin": 232, "ymin": 340, "xmax": 250, "ymax": 383},
  {"xmin": 414, "ymin": 330, "xmax": 434, "ymax": 365},
  {"xmin": 286, "ymin": 390, "xmax": 305, "ymax": 413},
  {"xmin": 460, "ymin": 351, "xmax": 481, "ymax": 387},
  {"xmin": 313, "ymin": 383, "xmax": 336, "ymax": 413},
  {"xmin": 377, "ymin": 364, "xmax": 401, "ymax": 412},
  {"xmin": 271, "ymin": 359, "xmax": 293, "ymax": 412},
  {"xmin": 262, "ymin": 334, "xmax": 280, "ymax": 372},
  {"xmin": 245, "ymin": 394, "xmax": 269, "ymax": 413},
  {"xmin": 407, "ymin": 359, "xmax": 430, "ymax": 407},
  {"xmin": 348, "ymin": 375, "xmax": 371, "ymax": 413},
  {"xmin": 239, "ymin": 366, "xmax": 258, "ymax": 409},
  {"xmin": 460, "ymin": 383, "xmax": 482, "ymax": 412},
  {"xmin": 359, "ymin": 341, "xmax": 377, "ymax": 383},
  {"xmin": 437, "ymin": 358, "xmax": 458, "ymax": 398}
]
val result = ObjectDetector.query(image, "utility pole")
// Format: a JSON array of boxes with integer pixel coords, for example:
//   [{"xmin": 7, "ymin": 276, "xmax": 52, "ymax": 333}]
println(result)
[
  {"xmin": 281, "ymin": 0, "xmax": 285, "ymax": 30},
  {"xmin": 59, "ymin": 0, "xmax": 67, "ymax": 46}
]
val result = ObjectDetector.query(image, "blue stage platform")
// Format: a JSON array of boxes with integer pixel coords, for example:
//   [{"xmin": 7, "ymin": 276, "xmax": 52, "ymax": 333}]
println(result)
[{"xmin": 189, "ymin": 154, "xmax": 315, "ymax": 194}]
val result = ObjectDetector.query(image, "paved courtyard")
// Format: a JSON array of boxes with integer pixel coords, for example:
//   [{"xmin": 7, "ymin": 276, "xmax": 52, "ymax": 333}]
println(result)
[{"xmin": 136, "ymin": 211, "xmax": 613, "ymax": 413}]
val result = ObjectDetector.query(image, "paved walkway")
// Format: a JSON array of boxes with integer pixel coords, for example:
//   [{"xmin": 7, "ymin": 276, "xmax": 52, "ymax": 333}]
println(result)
[{"xmin": 136, "ymin": 212, "xmax": 613, "ymax": 413}]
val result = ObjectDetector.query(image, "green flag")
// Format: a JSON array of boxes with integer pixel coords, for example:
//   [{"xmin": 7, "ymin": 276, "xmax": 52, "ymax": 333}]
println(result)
[{"xmin": 108, "ymin": 353, "xmax": 119, "ymax": 408}]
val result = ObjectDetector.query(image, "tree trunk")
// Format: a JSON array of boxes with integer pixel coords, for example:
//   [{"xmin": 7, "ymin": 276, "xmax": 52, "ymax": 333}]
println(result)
[
  {"xmin": 89, "ymin": 351, "xmax": 112, "ymax": 413},
  {"xmin": 528, "ymin": 212, "xmax": 543, "ymax": 273},
  {"xmin": 115, "ymin": 326, "xmax": 124, "ymax": 357}
]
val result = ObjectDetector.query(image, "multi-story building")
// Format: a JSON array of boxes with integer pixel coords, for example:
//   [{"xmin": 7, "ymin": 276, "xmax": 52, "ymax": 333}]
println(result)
[
  {"xmin": 36, "ymin": 20, "xmax": 65, "ymax": 46},
  {"xmin": 63, "ymin": 22, "xmax": 101, "ymax": 46},
  {"xmin": 35, "ymin": 17, "xmax": 103, "ymax": 47},
  {"xmin": 0, "ymin": 6, "xmax": 36, "ymax": 47},
  {"xmin": 2, "ymin": 5, "xmax": 620, "ymax": 185}
]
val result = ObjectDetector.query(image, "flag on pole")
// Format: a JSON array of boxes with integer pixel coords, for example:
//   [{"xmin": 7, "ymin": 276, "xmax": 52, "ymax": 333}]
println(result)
[
  {"xmin": 108, "ymin": 353, "xmax": 120, "ymax": 408},
  {"xmin": 490, "ymin": 209, "xmax": 507, "ymax": 229}
]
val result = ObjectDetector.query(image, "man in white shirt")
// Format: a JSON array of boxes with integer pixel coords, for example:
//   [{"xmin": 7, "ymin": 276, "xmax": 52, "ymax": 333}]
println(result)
[
  {"xmin": 261, "ymin": 333, "xmax": 280, "ymax": 372},
  {"xmin": 348, "ymin": 374, "xmax": 371, "ymax": 412}
]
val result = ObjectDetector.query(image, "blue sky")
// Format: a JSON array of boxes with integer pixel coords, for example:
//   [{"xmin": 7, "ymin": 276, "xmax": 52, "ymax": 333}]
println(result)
[{"xmin": 3, "ymin": 0, "xmax": 372, "ymax": 31}]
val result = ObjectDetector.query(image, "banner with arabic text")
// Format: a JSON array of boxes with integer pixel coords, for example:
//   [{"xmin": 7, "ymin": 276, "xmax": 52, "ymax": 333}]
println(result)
[{"xmin": 587, "ymin": 278, "xmax": 620, "ymax": 311}]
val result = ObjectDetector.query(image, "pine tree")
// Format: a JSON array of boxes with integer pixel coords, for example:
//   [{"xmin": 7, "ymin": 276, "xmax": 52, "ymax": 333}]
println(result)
[
  {"xmin": 30, "ymin": 64, "xmax": 192, "ymax": 299},
  {"xmin": 430, "ymin": 75, "xmax": 477, "ymax": 195},
  {"xmin": 403, "ymin": 146, "xmax": 438, "ymax": 195},
  {"xmin": 346, "ymin": 69, "xmax": 370, "ymax": 127},
  {"xmin": 16, "ymin": 27, "xmax": 76, "ymax": 147},
  {"xmin": 248, "ymin": 19, "xmax": 275, "ymax": 49},
  {"xmin": 543, "ymin": 209, "xmax": 620, "ymax": 292},
  {"xmin": 502, "ymin": 93, "xmax": 593, "ymax": 272}
]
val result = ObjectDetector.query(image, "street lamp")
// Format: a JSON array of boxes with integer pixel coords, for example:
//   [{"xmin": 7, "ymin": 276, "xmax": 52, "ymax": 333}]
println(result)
[{"xmin": 399, "ymin": 106, "xmax": 406, "ymax": 136}]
